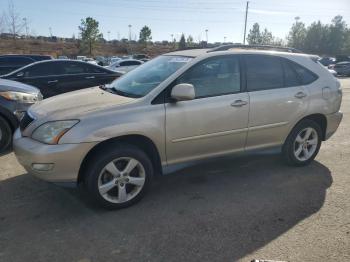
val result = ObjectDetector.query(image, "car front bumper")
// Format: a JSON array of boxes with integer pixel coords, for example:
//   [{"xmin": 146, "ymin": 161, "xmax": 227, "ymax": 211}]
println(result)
[
  {"xmin": 325, "ymin": 111, "xmax": 343, "ymax": 140},
  {"xmin": 13, "ymin": 129, "xmax": 98, "ymax": 183}
]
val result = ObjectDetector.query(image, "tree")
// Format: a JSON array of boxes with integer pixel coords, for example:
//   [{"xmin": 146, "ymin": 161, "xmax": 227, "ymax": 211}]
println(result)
[
  {"xmin": 304, "ymin": 21, "xmax": 329, "ymax": 54},
  {"xmin": 179, "ymin": 33, "xmax": 186, "ymax": 49},
  {"xmin": 247, "ymin": 23, "xmax": 274, "ymax": 45},
  {"xmin": 328, "ymin": 15, "xmax": 347, "ymax": 54},
  {"xmin": 0, "ymin": 12, "xmax": 5, "ymax": 34},
  {"xmin": 6, "ymin": 1, "xmax": 24, "ymax": 40},
  {"xmin": 187, "ymin": 35, "xmax": 194, "ymax": 47},
  {"xmin": 139, "ymin": 25, "xmax": 152, "ymax": 43},
  {"xmin": 78, "ymin": 17, "xmax": 103, "ymax": 55},
  {"xmin": 261, "ymin": 28, "xmax": 273, "ymax": 45},
  {"xmin": 287, "ymin": 17, "xmax": 307, "ymax": 50},
  {"xmin": 247, "ymin": 23, "xmax": 261, "ymax": 44}
]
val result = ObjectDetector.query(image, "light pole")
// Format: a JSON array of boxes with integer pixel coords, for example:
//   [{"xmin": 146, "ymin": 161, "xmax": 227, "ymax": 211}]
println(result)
[
  {"xmin": 205, "ymin": 29, "xmax": 208, "ymax": 43},
  {"xmin": 128, "ymin": 25, "xmax": 132, "ymax": 41},
  {"xmin": 224, "ymin": 36, "xmax": 227, "ymax": 43},
  {"xmin": 107, "ymin": 31, "xmax": 110, "ymax": 41},
  {"xmin": 49, "ymin": 27, "xmax": 53, "ymax": 38}
]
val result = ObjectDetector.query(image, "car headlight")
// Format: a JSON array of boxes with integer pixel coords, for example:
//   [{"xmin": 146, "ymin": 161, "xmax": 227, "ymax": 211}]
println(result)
[
  {"xmin": 0, "ymin": 91, "xmax": 42, "ymax": 103},
  {"xmin": 32, "ymin": 120, "xmax": 79, "ymax": 144}
]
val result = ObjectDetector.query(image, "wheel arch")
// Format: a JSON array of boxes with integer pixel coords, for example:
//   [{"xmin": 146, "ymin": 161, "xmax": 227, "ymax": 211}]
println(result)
[
  {"xmin": 0, "ymin": 107, "xmax": 18, "ymax": 132},
  {"xmin": 290, "ymin": 113, "xmax": 327, "ymax": 141},
  {"xmin": 77, "ymin": 134, "xmax": 163, "ymax": 184}
]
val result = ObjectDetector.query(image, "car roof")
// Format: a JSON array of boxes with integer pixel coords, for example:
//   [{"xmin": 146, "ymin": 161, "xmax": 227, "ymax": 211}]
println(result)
[{"xmin": 164, "ymin": 47, "xmax": 312, "ymax": 59}]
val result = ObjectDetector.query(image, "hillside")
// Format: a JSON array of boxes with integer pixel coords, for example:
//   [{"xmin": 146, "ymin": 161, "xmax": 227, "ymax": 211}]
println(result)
[{"xmin": 0, "ymin": 38, "xmax": 177, "ymax": 58}]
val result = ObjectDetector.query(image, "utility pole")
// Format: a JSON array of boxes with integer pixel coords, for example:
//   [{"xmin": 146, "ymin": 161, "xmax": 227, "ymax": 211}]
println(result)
[
  {"xmin": 107, "ymin": 31, "xmax": 110, "ymax": 41},
  {"xmin": 224, "ymin": 36, "xmax": 227, "ymax": 43},
  {"xmin": 205, "ymin": 29, "xmax": 208, "ymax": 43},
  {"xmin": 243, "ymin": 1, "xmax": 249, "ymax": 45},
  {"xmin": 23, "ymin": 18, "xmax": 28, "ymax": 38},
  {"xmin": 128, "ymin": 25, "xmax": 132, "ymax": 41}
]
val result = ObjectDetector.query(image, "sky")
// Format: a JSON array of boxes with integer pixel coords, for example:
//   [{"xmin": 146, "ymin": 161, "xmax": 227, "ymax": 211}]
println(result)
[{"xmin": 1, "ymin": 0, "xmax": 350, "ymax": 43}]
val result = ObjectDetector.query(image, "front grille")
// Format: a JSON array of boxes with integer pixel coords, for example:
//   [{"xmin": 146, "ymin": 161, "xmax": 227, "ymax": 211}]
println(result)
[{"xmin": 20, "ymin": 111, "xmax": 34, "ymax": 131}]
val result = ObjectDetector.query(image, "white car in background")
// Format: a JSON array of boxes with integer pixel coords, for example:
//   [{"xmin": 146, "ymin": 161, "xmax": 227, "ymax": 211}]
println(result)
[{"xmin": 106, "ymin": 59, "xmax": 143, "ymax": 74}]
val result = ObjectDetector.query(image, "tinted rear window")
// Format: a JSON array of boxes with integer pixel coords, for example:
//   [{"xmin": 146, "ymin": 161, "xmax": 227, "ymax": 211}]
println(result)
[
  {"xmin": 245, "ymin": 55, "xmax": 283, "ymax": 91},
  {"xmin": 290, "ymin": 61, "xmax": 318, "ymax": 85}
]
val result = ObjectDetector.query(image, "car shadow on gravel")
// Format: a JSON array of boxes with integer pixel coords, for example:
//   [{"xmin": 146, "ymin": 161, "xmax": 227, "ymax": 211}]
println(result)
[{"xmin": 0, "ymin": 153, "xmax": 332, "ymax": 262}]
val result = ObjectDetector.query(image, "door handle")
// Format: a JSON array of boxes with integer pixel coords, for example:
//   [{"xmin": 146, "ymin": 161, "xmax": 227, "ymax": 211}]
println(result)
[
  {"xmin": 85, "ymin": 76, "xmax": 95, "ymax": 79},
  {"xmin": 231, "ymin": 100, "xmax": 248, "ymax": 107},
  {"xmin": 47, "ymin": 80, "xmax": 58, "ymax": 84},
  {"xmin": 295, "ymin": 91, "xmax": 307, "ymax": 99}
]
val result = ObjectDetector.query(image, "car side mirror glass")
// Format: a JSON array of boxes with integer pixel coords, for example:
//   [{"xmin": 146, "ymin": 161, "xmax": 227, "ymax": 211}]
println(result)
[{"xmin": 171, "ymin": 83, "xmax": 195, "ymax": 101}]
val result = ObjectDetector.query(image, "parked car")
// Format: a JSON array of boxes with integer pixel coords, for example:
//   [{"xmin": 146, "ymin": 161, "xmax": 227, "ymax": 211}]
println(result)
[
  {"xmin": 333, "ymin": 61, "xmax": 350, "ymax": 76},
  {"xmin": 1, "ymin": 60, "xmax": 120, "ymax": 98},
  {"xmin": 318, "ymin": 57, "xmax": 335, "ymax": 67},
  {"xmin": 106, "ymin": 59, "xmax": 143, "ymax": 74},
  {"xmin": 0, "ymin": 79, "xmax": 42, "ymax": 152},
  {"xmin": 0, "ymin": 54, "xmax": 52, "ymax": 75},
  {"xmin": 84, "ymin": 58, "xmax": 98, "ymax": 65},
  {"xmin": 58, "ymin": 55, "xmax": 69, "ymax": 59},
  {"xmin": 132, "ymin": 54, "xmax": 149, "ymax": 60},
  {"xmin": 13, "ymin": 47, "xmax": 342, "ymax": 209}
]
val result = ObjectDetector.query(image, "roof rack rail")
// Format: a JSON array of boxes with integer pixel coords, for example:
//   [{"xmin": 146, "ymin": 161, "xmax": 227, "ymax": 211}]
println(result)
[{"xmin": 207, "ymin": 44, "xmax": 302, "ymax": 53}]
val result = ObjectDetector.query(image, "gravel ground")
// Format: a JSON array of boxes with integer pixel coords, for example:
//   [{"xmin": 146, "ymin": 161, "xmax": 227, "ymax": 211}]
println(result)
[{"xmin": 0, "ymin": 78, "xmax": 349, "ymax": 262}]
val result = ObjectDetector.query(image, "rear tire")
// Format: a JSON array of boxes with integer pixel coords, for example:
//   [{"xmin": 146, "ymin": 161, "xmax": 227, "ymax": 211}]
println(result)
[
  {"xmin": 282, "ymin": 120, "xmax": 322, "ymax": 166},
  {"xmin": 84, "ymin": 144, "xmax": 153, "ymax": 209},
  {"xmin": 0, "ymin": 116, "xmax": 12, "ymax": 153}
]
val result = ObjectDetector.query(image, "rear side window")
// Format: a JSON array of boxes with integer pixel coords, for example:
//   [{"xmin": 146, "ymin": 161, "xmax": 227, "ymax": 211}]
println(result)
[
  {"xmin": 289, "ymin": 61, "xmax": 318, "ymax": 85},
  {"xmin": 61, "ymin": 62, "xmax": 88, "ymax": 74},
  {"xmin": 86, "ymin": 64, "xmax": 107, "ymax": 73},
  {"xmin": 245, "ymin": 55, "xmax": 283, "ymax": 91},
  {"xmin": 282, "ymin": 59, "xmax": 301, "ymax": 87}
]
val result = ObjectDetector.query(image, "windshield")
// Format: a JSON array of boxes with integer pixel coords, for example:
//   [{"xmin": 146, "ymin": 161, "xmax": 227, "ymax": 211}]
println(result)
[{"xmin": 109, "ymin": 55, "xmax": 192, "ymax": 97}]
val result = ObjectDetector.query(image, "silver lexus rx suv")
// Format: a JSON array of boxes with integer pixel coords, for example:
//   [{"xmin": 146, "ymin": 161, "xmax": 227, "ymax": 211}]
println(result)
[{"xmin": 13, "ymin": 46, "xmax": 343, "ymax": 209}]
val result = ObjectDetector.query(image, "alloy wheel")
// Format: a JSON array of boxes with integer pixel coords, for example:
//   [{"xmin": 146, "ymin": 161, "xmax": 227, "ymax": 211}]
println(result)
[
  {"xmin": 293, "ymin": 127, "xmax": 319, "ymax": 161},
  {"xmin": 98, "ymin": 157, "xmax": 146, "ymax": 204}
]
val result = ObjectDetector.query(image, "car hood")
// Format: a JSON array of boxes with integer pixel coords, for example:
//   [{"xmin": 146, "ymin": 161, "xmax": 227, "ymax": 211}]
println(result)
[
  {"xmin": 0, "ymin": 79, "xmax": 39, "ymax": 94},
  {"xmin": 29, "ymin": 86, "xmax": 136, "ymax": 119}
]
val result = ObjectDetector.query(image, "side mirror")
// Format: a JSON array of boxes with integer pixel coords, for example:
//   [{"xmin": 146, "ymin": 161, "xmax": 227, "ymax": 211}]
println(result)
[
  {"xmin": 16, "ymin": 71, "xmax": 24, "ymax": 78},
  {"xmin": 171, "ymin": 83, "xmax": 195, "ymax": 101}
]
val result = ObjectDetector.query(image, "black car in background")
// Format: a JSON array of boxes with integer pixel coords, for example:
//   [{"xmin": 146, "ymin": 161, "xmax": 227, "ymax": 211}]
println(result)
[
  {"xmin": 0, "ymin": 54, "xmax": 52, "ymax": 75},
  {"xmin": 1, "ymin": 60, "xmax": 121, "ymax": 98}
]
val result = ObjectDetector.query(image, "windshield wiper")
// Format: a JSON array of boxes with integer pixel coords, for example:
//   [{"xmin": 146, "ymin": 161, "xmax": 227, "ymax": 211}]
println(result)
[{"xmin": 111, "ymin": 87, "xmax": 141, "ymax": 98}]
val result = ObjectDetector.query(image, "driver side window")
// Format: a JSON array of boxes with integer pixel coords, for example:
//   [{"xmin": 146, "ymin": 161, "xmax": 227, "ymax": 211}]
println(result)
[{"xmin": 177, "ymin": 56, "xmax": 241, "ymax": 98}]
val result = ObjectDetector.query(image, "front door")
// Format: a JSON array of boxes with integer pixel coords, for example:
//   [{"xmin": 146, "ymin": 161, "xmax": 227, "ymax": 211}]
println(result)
[{"xmin": 165, "ymin": 55, "xmax": 249, "ymax": 164}]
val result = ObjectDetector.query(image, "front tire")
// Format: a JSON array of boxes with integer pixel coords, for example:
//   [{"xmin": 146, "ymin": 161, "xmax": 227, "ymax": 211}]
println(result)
[
  {"xmin": 0, "ymin": 116, "xmax": 12, "ymax": 153},
  {"xmin": 282, "ymin": 120, "xmax": 322, "ymax": 166},
  {"xmin": 84, "ymin": 144, "xmax": 153, "ymax": 209}
]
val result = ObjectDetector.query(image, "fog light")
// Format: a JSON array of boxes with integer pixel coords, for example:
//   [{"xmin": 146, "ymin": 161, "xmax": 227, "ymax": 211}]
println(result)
[{"xmin": 32, "ymin": 163, "xmax": 54, "ymax": 171}]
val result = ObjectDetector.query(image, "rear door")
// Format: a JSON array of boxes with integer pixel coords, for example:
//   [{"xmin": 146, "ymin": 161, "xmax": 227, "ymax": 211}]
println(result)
[
  {"xmin": 244, "ymin": 54, "xmax": 310, "ymax": 150},
  {"xmin": 57, "ymin": 61, "xmax": 92, "ymax": 94}
]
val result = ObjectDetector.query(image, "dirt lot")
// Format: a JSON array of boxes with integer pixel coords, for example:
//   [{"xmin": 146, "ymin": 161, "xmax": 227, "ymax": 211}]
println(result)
[{"xmin": 0, "ymin": 78, "xmax": 349, "ymax": 262}]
